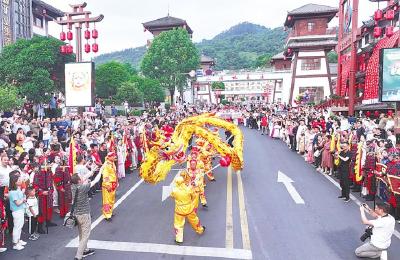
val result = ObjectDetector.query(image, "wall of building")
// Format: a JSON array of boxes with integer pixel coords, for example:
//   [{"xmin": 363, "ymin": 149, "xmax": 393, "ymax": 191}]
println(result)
[
  {"xmin": 295, "ymin": 51, "xmax": 328, "ymax": 77},
  {"xmin": 293, "ymin": 18, "xmax": 328, "ymax": 37},
  {"xmin": 272, "ymin": 60, "xmax": 292, "ymax": 71}
]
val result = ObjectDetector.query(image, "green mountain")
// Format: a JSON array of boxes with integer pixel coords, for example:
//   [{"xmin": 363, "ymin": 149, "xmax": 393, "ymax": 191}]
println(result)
[{"xmin": 94, "ymin": 22, "xmax": 288, "ymax": 70}]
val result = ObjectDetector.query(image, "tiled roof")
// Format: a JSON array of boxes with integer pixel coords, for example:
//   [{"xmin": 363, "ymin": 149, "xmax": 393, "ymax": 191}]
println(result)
[
  {"xmin": 271, "ymin": 52, "xmax": 285, "ymax": 60},
  {"xmin": 201, "ymin": 55, "xmax": 215, "ymax": 63},
  {"xmin": 143, "ymin": 16, "xmax": 193, "ymax": 34},
  {"xmin": 32, "ymin": 0, "xmax": 64, "ymax": 17},
  {"xmin": 288, "ymin": 4, "xmax": 338, "ymax": 16}
]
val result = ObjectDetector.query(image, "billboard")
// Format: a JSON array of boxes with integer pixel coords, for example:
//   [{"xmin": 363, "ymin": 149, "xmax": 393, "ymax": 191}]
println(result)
[
  {"xmin": 65, "ymin": 62, "xmax": 95, "ymax": 107},
  {"xmin": 379, "ymin": 48, "xmax": 400, "ymax": 102},
  {"xmin": 343, "ymin": 0, "xmax": 352, "ymax": 35}
]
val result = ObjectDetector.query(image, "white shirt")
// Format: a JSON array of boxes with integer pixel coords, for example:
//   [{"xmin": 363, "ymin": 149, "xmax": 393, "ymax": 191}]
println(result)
[
  {"xmin": 0, "ymin": 165, "xmax": 11, "ymax": 187},
  {"xmin": 42, "ymin": 127, "xmax": 51, "ymax": 140},
  {"xmin": 26, "ymin": 197, "xmax": 39, "ymax": 217},
  {"xmin": 370, "ymin": 215, "xmax": 395, "ymax": 249}
]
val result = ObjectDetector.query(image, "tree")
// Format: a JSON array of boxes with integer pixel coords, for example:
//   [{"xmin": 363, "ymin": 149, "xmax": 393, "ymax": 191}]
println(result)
[
  {"xmin": 0, "ymin": 84, "xmax": 23, "ymax": 112},
  {"xmin": 0, "ymin": 36, "xmax": 74, "ymax": 102},
  {"xmin": 211, "ymin": 81, "xmax": 225, "ymax": 90},
  {"xmin": 95, "ymin": 61, "xmax": 133, "ymax": 98},
  {"xmin": 115, "ymin": 81, "xmax": 143, "ymax": 105},
  {"xmin": 327, "ymin": 51, "xmax": 338, "ymax": 63},
  {"xmin": 130, "ymin": 75, "xmax": 165, "ymax": 104},
  {"xmin": 20, "ymin": 69, "xmax": 54, "ymax": 103},
  {"xmin": 141, "ymin": 28, "xmax": 200, "ymax": 103},
  {"xmin": 253, "ymin": 54, "xmax": 272, "ymax": 68}
]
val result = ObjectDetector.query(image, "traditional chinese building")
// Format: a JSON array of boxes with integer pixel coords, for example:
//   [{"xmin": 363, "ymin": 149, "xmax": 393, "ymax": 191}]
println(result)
[
  {"xmin": 333, "ymin": 0, "xmax": 399, "ymax": 115},
  {"xmin": 32, "ymin": 0, "xmax": 64, "ymax": 37},
  {"xmin": 143, "ymin": 15, "xmax": 193, "ymax": 46},
  {"xmin": 283, "ymin": 4, "xmax": 338, "ymax": 106},
  {"xmin": 0, "ymin": 0, "xmax": 63, "ymax": 51}
]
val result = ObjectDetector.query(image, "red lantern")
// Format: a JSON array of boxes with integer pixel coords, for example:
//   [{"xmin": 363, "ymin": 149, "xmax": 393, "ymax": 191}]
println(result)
[
  {"xmin": 386, "ymin": 10, "xmax": 395, "ymax": 20},
  {"xmin": 67, "ymin": 31, "xmax": 73, "ymax": 41},
  {"xmin": 92, "ymin": 29, "xmax": 98, "ymax": 39},
  {"xmin": 386, "ymin": 26, "xmax": 394, "ymax": 37},
  {"xmin": 287, "ymin": 16, "xmax": 292, "ymax": 21},
  {"xmin": 366, "ymin": 111, "xmax": 371, "ymax": 117},
  {"xmin": 388, "ymin": 110, "xmax": 394, "ymax": 116},
  {"xmin": 92, "ymin": 43, "xmax": 98, "ymax": 53},
  {"xmin": 373, "ymin": 26, "xmax": 382, "ymax": 38},
  {"xmin": 60, "ymin": 31, "xmax": 66, "ymax": 41},
  {"xmin": 374, "ymin": 9, "xmax": 383, "ymax": 21},
  {"xmin": 84, "ymin": 30, "xmax": 91, "ymax": 40},
  {"xmin": 84, "ymin": 43, "xmax": 91, "ymax": 53},
  {"xmin": 60, "ymin": 45, "xmax": 66, "ymax": 54},
  {"xmin": 374, "ymin": 110, "xmax": 379, "ymax": 117},
  {"xmin": 66, "ymin": 44, "xmax": 73, "ymax": 54}
]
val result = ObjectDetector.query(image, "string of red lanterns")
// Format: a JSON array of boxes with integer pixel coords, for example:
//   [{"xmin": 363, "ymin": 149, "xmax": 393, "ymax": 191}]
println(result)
[{"xmin": 59, "ymin": 24, "xmax": 99, "ymax": 55}]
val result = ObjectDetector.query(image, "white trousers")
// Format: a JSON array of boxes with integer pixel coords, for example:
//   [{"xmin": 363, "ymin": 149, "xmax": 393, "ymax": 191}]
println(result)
[{"xmin": 12, "ymin": 210, "xmax": 24, "ymax": 244}]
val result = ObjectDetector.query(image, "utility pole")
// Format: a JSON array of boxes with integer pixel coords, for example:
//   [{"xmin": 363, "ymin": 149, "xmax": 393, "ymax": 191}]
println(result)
[{"xmin": 55, "ymin": 2, "xmax": 104, "ymax": 62}]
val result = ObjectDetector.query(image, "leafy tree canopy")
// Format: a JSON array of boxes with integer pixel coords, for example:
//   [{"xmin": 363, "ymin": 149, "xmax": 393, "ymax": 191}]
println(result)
[
  {"xmin": 0, "ymin": 84, "xmax": 24, "ymax": 112},
  {"xmin": 130, "ymin": 75, "xmax": 165, "ymax": 104},
  {"xmin": 0, "ymin": 36, "xmax": 74, "ymax": 103},
  {"xmin": 95, "ymin": 61, "xmax": 135, "ymax": 98},
  {"xmin": 140, "ymin": 28, "xmax": 200, "ymax": 101},
  {"xmin": 327, "ymin": 51, "xmax": 338, "ymax": 63},
  {"xmin": 115, "ymin": 81, "xmax": 143, "ymax": 105}
]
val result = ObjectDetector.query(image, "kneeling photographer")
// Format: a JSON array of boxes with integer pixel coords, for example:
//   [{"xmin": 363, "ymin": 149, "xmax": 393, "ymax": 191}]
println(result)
[{"xmin": 355, "ymin": 202, "xmax": 395, "ymax": 258}]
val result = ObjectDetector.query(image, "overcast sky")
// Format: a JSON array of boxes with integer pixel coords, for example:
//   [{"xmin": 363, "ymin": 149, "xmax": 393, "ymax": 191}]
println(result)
[{"xmin": 47, "ymin": 0, "xmax": 379, "ymax": 59}]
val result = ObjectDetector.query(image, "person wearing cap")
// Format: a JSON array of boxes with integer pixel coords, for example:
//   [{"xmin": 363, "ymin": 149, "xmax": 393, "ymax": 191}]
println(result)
[
  {"xmin": 101, "ymin": 152, "xmax": 117, "ymax": 221},
  {"xmin": 171, "ymin": 175, "xmax": 205, "ymax": 244}
]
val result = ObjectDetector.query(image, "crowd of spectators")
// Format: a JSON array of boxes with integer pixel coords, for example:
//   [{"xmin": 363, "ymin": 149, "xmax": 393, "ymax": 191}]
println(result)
[
  {"xmin": 238, "ymin": 104, "xmax": 400, "ymax": 223},
  {"xmin": 0, "ymin": 100, "xmax": 215, "ymax": 253}
]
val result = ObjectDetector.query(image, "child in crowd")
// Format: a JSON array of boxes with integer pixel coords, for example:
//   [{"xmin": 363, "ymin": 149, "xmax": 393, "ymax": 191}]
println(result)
[
  {"xmin": 26, "ymin": 186, "xmax": 39, "ymax": 241},
  {"xmin": 8, "ymin": 172, "xmax": 27, "ymax": 250}
]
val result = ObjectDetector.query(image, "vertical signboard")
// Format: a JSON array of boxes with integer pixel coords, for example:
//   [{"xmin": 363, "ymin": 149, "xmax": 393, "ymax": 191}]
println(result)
[
  {"xmin": 65, "ymin": 62, "xmax": 95, "ymax": 107},
  {"xmin": 1, "ymin": 0, "xmax": 13, "ymax": 48}
]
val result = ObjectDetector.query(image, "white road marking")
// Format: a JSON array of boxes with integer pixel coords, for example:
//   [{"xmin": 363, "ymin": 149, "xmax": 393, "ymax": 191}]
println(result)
[
  {"xmin": 277, "ymin": 171, "xmax": 305, "ymax": 204},
  {"xmin": 236, "ymin": 170, "xmax": 252, "ymax": 250},
  {"xmin": 323, "ymin": 174, "xmax": 400, "ymax": 240},
  {"xmin": 66, "ymin": 239, "xmax": 253, "ymax": 259},
  {"xmin": 226, "ymin": 166, "xmax": 234, "ymax": 248},
  {"xmin": 66, "ymin": 178, "xmax": 144, "ymax": 247}
]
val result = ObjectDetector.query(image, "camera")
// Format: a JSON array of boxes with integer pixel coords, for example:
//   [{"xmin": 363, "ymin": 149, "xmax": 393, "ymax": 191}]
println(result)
[{"xmin": 360, "ymin": 226, "xmax": 373, "ymax": 242}]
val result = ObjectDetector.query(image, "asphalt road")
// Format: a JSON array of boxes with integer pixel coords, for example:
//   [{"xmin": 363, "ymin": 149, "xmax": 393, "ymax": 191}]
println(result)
[{"xmin": 3, "ymin": 126, "xmax": 400, "ymax": 260}]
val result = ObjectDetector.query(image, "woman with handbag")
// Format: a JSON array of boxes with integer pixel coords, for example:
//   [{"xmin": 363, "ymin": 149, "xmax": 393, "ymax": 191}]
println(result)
[{"xmin": 70, "ymin": 168, "xmax": 102, "ymax": 260}]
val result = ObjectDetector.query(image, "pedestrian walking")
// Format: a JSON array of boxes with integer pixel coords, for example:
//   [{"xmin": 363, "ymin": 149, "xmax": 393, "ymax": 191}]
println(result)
[{"xmin": 70, "ymin": 169, "xmax": 102, "ymax": 260}]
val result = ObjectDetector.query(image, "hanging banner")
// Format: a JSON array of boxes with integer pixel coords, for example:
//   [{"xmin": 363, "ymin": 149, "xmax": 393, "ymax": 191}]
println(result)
[
  {"xmin": 379, "ymin": 48, "xmax": 400, "ymax": 102},
  {"xmin": 65, "ymin": 62, "xmax": 95, "ymax": 107}
]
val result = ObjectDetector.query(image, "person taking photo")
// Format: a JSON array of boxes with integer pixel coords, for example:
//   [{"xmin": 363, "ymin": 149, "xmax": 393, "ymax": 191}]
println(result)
[{"xmin": 355, "ymin": 202, "xmax": 395, "ymax": 259}]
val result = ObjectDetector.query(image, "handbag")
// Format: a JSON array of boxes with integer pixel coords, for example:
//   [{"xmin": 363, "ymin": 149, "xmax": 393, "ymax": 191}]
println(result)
[
  {"xmin": 63, "ymin": 187, "xmax": 79, "ymax": 229},
  {"xmin": 314, "ymin": 149, "xmax": 321, "ymax": 158}
]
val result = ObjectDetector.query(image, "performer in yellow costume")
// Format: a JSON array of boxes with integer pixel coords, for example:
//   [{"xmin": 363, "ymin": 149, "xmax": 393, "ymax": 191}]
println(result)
[
  {"xmin": 186, "ymin": 158, "xmax": 207, "ymax": 207},
  {"xmin": 196, "ymin": 138, "xmax": 216, "ymax": 181},
  {"xmin": 171, "ymin": 176, "xmax": 205, "ymax": 244},
  {"xmin": 102, "ymin": 152, "xmax": 118, "ymax": 221}
]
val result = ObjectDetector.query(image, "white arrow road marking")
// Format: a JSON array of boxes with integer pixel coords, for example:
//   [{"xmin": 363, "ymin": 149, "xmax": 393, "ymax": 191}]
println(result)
[
  {"xmin": 162, "ymin": 174, "xmax": 179, "ymax": 201},
  {"xmin": 277, "ymin": 171, "xmax": 305, "ymax": 204}
]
